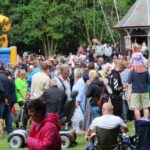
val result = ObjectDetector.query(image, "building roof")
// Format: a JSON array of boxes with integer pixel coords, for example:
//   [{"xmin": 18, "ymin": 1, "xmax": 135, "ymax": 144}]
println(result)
[{"xmin": 115, "ymin": 0, "xmax": 150, "ymax": 28}]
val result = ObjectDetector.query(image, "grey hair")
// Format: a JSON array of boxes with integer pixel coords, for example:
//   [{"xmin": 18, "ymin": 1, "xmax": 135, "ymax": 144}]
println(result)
[
  {"xmin": 60, "ymin": 64, "xmax": 69, "ymax": 74},
  {"xmin": 89, "ymin": 70, "xmax": 99, "ymax": 79},
  {"xmin": 74, "ymin": 68, "xmax": 83, "ymax": 78}
]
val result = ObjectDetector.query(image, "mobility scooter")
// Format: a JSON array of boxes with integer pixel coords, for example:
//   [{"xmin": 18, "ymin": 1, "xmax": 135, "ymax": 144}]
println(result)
[{"xmin": 8, "ymin": 91, "xmax": 78, "ymax": 149}]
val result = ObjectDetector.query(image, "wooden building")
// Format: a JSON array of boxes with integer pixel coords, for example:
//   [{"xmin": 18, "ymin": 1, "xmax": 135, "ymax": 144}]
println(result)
[{"xmin": 115, "ymin": 0, "xmax": 150, "ymax": 55}]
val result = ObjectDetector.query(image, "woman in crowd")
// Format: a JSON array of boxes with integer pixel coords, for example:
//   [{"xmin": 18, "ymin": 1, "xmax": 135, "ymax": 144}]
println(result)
[
  {"xmin": 72, "ymin": 68, "xmax": 86, "ymax": 112},
  {"xmin": 72, "ymin": 68, "xmax": 86, "ymax": 132},
  {"xmin": 26, "ymin": 98, "xmax": 61, "ymax": 150},
  {"xmin": 86, "ymin": 70, "xmax": 104, "ymax": 118},
  {"xmin": 15, "ymin": 69, "xmax": 28, "ymax": 128},
  {"xmin": 98, "ymin": 63, "xmax": 112, "ymax": 96}
]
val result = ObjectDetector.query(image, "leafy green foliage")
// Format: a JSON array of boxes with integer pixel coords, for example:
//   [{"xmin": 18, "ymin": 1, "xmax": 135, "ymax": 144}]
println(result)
[{"xmin": 0, "ymin": 0, "xmax": 136, "ymax": 55}]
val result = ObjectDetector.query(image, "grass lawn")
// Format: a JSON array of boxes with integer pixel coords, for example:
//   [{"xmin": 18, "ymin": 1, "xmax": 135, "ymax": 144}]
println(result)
[{"xmin": 0, "ymin": 121, "xmax": 135, "ymax": 150}]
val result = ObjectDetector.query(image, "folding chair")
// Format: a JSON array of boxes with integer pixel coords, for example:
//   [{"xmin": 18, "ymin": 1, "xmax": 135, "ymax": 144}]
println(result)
[{"xmin": 92, "ymin": 126, "xmax": 122, "ymax": 150}]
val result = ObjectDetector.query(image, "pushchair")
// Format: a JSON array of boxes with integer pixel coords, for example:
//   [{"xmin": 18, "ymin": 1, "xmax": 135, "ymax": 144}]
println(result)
[
  {"xmin": 8, "ymin": 91, "xmax": 78, "ymax": 149},
  {"xmin": 121, "ymin": 120, "xmax": 150, "ymax": 150},
  {"xmin": 134, "ymin": 120, "xmax": 150, "ymax": 150}
]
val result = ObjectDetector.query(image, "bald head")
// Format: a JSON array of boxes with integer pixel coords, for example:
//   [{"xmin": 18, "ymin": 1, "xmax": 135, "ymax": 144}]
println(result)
[
  {"xmin": 102, "ymin": 102, "xmax": 114, "ymax": 114},
  {"xmin": 28, "ymin": 65, "xmax": 35, "ymax": 72}
]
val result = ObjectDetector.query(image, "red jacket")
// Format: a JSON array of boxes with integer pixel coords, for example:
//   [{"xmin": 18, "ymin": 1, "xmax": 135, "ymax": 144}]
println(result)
[{"xmin": 26, "ymin": 113, "xmax": 61, "ymax": 150}]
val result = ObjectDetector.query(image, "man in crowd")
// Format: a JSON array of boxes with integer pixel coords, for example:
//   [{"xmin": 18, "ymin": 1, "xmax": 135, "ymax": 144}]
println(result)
[
  {"xmin": 109, "ymin": 60, "xmax": 126, "ymax": 117},
  {"xmin": 93, "ymin": 39, "xmax": 104, "ymax": 58},
  {"xmin": 0, "ymin": 70, "xmax": 13, "ymax": 136},
  {"xmin": 103, "ymin": 44, "xmax": 112, "ymax": 63},
  {"xmin": 128, "ymin": 69, "xmax": 150, "ymax": 120},
  {"xmin": 86, "ymin": 102, "xmax": 128, "ymax": 140},
  {"xmin": 30, "ymin": 61, "xmax": 50, "ymax": 99},
  {"xmin": 56, "ymin": 64, "xmax": 71, "ymax": 101},
  {"xmin": 41, "ymin": 79, "xmax": 67, "ymax": 115},
  {"xmin": 27, "ymin": 64, "xmax": 40, "ymax": 93}
]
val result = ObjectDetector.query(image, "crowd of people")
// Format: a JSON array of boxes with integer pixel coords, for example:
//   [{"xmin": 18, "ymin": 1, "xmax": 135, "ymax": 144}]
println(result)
[{"xmin": 0, "ymin": 39, "xmax": 150, "ymax": 149}]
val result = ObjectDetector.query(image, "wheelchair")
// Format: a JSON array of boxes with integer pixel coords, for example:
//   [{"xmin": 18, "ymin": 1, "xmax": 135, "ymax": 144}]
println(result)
[
  {"xmin": 91, "ymin": 126, "xmax": 122, "ymax": 150},
  {"xmin": 90, "ymin": 126, "xmax": 136, "ymax": 150}
]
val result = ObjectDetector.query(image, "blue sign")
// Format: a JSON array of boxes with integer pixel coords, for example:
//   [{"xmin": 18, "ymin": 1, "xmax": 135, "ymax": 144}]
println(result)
[{"xmin": 0, "ymin": 48, "xmax": 11, "ymax": 68}]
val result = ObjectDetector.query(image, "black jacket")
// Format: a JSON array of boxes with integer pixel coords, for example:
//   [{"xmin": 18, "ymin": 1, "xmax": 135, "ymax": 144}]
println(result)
[
  {"xmin": 86, "ymin": 79, "xmax": 104, "ymax": 106},
  {"xmin": 41, "ymin": 86, "xmax": 67, "ymax": 114},
  {"xmin": 109, "ymin": 69, "xmax": 123, "ymax": 95},
  {"xmin": 0, "ymin": 73, "xmax": 11, "ymax": 101},
  {"xmin": 83, "ymin": 70, "xmax": 89, "ymax": 83}
]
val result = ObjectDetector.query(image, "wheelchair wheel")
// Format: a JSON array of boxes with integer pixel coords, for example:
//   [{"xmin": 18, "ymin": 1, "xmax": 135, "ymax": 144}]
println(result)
[
  {"xmin": 9, "ymin": 135, "xmax": 23, "ymax": 149},
  {"xmin": 61, "ymin": 135, "xmax": 71, "ymax": 149}
]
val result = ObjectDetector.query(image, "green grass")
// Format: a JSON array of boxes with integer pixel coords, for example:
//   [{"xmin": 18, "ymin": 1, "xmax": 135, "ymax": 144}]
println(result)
[{"xmin": 0, "ymin": 121, "xmax": 135, "ymax": 150}]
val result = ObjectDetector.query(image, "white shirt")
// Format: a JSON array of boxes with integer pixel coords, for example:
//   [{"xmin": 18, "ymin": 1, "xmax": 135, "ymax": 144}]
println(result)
[
  {"xmin": 89, "ymin": 115, "xmax": 127, "ymax": 130},
  {"xmin": 56, "ymin": 76, "xmax": 71, "ymax": 101},
  {"xmin": 104, "ymin": 46, "xmax": 112, "ymax": 57},
  {"xmin": 95, "ymin": 45, "xmax": 104, "ymax": 56}
]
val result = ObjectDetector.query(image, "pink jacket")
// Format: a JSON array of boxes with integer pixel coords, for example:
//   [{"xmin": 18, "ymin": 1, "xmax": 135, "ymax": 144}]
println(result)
[{"xmin": 26, "ymin": 113, "xmax": 61, "ymax": 150}]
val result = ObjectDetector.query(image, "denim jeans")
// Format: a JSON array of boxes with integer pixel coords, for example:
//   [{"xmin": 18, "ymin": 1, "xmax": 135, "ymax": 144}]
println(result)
[
  {"xmin": 21, "ymin": 103, "xmax": 29, "ymax": 129},
  {"xmin": 0, "ymin": 102, "xmax": 13, "ymax": 133},
  {"xmin": 90, "ymin": 106, "xmax": 100, "ymax": 118},
  {"xmin": 80, "ymin": 98, "xmax": 86, "ymax": 114},
  {"xmin": 122, "ymin": 99, "xmax": 128, "ymax": 120}
]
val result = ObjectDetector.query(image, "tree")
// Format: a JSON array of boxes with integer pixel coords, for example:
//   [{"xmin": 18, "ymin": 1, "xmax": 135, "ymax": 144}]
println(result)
[
  {"xmin": 10, "ymin": 0, "xmax": 73, "ymax": 56},
  {"xmin": 0, "ymin": 0, "xmax": 136, "ymax": 55}
]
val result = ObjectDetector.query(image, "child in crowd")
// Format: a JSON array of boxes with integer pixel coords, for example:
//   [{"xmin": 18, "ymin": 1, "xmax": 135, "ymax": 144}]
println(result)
[{"xmin": 130, "ymin": 44, "xmax": 147, "ymax": 73}]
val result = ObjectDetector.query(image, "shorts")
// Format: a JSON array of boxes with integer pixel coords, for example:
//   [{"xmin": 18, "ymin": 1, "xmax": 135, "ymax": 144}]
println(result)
[{"xmin": 131, "ymin": 92, "xmax": 150, "ymax": 109}]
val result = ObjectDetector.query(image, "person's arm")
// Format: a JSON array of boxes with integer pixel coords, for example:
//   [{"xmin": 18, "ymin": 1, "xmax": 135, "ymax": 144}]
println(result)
[
  {"xmin": 109, "ymin": 74, "xmax": 121, "ymax": 93},
  {"xmin": 85, "ymin": 118, "xmax": 96, "ymax": 141},
  {"xmin": 26, "ymin": 123, "xmax": 59, "ymax": 150},
  {"xmin": 18, "ymin": 89, "xmax": 25, "ymax": 99},
  {"xmin": 15, "ymin": 79, "xmax": 26, "ymax": 99},
  {"xmin": 119, "ymin": 118, "xmax": 129, "ymax": 133},
  {"xmin": 86, "ymin": 83, "xmax": 93, "ymax": 98},
  {"xmin": 44, "ymin": 78, "xmax": 50, "ymax": 90},
  {"xmin": 75, "ymin": 81, "xmax": 85, "ymax": 107},
  {"xmin": 128, "ymin": 71, "xmax": 133, "ymax": 85},
  {"xmin": 0, "ymin": 80, "xmax": 5, "ymax": 97},
  {"xmin": 85, "ymin": 128, "xmax": 93, "ymax": 141},
  {"xmin": 122, "ymin": 127, "xmax": 129, "ymax": 133},
  {"xmin": 147, "ymin": 71, "xmax": 150, "ymax": 84},
  {"xmin": 27, "ymin": 75, "xmax": 32, "ymax": 88}
]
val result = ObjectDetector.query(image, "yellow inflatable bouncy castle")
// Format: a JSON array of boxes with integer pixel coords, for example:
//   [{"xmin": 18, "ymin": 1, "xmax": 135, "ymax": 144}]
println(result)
[
  {"xmin": 0, "ymin": 15, "xmax": 11, "ymax": 47},
  {"xmin": 0, "ymin": 15, "xmax": 17, "ymax": 67}
]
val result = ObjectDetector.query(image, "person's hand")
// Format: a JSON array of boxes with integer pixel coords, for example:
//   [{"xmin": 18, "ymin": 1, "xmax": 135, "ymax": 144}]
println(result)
[
  {"xmin": 26, "ymin": 93, "xmax": 30, "ymax": 99},
  {"xmin": 87, "ymin": 80, "xmax": 92, "ymax": 85},
  {"xmin": 85, "ymin": 135, "xmax": 90, "ymax": 141},
  {"xmin": 123, "ymin": 84, "xmax": 128, "ymax": 89},
  {"xmin": 75, "ymin": 101, "xmax": 80, "ymax": 108},
  {"xmin": 5, "ymin": 98, "xmax": 9, "ymax": 105}
]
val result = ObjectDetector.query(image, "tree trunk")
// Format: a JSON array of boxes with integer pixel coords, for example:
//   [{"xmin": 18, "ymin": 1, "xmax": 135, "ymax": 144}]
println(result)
[
  {"xmin": 41, "ymin": 36, "xmax": 59, "ymax": 56},
  {"xmin": 41, "ymin": 38, "xmax": 47, "ymax": 57},
  {"xmin": 82, "ymin": 12, "xmax": 91, "ymax": 45},
  {"xmin": 93, "ymin": 0, "xmax": 96, "ymax": 38}
]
